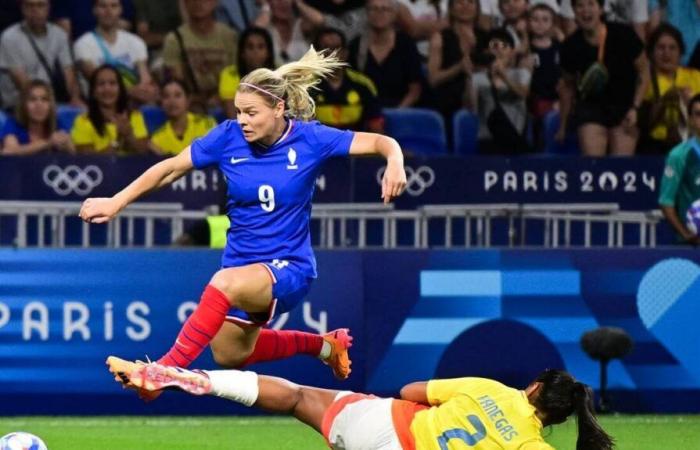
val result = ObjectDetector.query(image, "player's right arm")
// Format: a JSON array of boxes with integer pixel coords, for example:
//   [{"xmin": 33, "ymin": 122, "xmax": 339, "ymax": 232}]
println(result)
[
  {"xmin": 401, "ymin": 378, "xmax": 474, "ymax": 406},
  {"xmin": 79, "ymin": 147, "xmax": 194, "ymax": 224}
]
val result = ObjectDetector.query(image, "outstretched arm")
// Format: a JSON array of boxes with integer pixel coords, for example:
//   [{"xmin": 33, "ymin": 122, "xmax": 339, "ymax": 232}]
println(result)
[
  {"xmin": 349, "ymin": 132, "xmax": 407, "ymax": 204},
  {"xmin": 79, "ymin": 147, "xmax": 194, "ymax": 223}
]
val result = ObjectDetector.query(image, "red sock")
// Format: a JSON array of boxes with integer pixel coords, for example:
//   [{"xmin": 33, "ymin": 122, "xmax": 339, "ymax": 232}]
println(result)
[
  {"xmin": 159, "ymin": 285, "xmax": 231, "ymax": 367},
  {"xmin": 242, "ymin": 329, "xmax": 324, "ymax": 366}
]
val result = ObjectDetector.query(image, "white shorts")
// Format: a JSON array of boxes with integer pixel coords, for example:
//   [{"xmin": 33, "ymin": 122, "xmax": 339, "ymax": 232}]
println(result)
[{"xmin": 323, "ymin": 391, "xmax": 403, "ymax": 450}]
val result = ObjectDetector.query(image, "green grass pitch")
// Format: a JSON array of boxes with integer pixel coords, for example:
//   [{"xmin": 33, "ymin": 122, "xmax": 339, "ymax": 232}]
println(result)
[{"xmin": 1, "ymin": 415, "xmax": 698, "ymax": 449}]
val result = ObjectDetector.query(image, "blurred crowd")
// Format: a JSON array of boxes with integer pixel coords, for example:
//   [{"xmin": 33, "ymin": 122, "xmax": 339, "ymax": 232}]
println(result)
[{"xmin": 0, "ymin": 0, "xmax": 698, "ymax": 157}]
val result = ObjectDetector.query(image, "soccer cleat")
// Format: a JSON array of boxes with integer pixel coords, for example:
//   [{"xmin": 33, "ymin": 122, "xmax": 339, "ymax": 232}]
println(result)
[
  {"xmin": 105, "ymin": 356, "xmax": 162, "ymax": 402},
  {"xmin": 321, "ymin": 328, "xmax": 353, "ymax": 380},
  {"xmin": 130, "ymin": 363, "xmax": 212, "ymax": 396}
]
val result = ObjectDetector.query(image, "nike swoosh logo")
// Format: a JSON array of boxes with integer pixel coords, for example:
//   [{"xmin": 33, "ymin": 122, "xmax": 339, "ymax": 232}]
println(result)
[{"xmin": 230, "ymin": 157, "xmax": 249, "ymax": 164}]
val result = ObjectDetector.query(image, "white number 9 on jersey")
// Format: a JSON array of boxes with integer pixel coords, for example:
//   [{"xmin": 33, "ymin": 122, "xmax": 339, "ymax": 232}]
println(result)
[{"xmin": 258, "ymin": 185, "xmax": 276, "ymax": 212}]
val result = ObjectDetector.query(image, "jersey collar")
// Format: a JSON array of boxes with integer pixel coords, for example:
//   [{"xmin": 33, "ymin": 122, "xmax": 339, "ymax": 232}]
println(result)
[{"xmin": 253, "ymin": 119, "xmax": 294, "ymax": 152}]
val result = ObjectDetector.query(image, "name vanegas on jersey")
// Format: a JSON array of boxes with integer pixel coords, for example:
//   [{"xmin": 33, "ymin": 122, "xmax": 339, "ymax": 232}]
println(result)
[{"xmin": 478, "ymin": 395, "xmax": 519, "ymax": 441}]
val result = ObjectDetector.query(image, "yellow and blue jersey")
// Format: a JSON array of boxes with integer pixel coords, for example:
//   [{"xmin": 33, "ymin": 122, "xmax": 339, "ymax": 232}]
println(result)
[
  {"xmin": 70, "ymin": 111, "xmax": 148, "ymax": 153},
  {"xmin": 151, "ymin": 113, "xmax": 217, "ymax": 155},
  {"xmin": 410, "ymin": 378, "xmax": 554, "ymax": 450},
  {"xmin": 190, "ymin": 119, "xmax": 353, "ymax": 275}
]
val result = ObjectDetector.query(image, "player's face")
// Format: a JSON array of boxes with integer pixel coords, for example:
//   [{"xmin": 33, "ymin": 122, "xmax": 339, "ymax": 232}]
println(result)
[
  {"xmin": 25, "ymin": 85, "xmax": 51, "ymax": 124},
  {"xmin": 161, "ymin": 83, "xmax": 189, "ymax": 120},
  {"xmin": 234, "ymin": 91, "xmax": 285, "ymax": 142}
]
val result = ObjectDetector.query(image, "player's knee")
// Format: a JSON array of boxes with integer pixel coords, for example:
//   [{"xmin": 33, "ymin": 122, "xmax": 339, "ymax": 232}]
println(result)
[{"xmin": 209, "ymin": 270, "xmax": 244, "ymax": 305}]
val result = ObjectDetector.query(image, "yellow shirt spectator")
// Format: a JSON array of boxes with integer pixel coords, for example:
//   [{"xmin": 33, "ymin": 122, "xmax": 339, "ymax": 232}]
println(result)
[
  {"xmin": 219, "ymin": 65, "xmax": 241, "ymax": 102},
  {"xmin": 70, "ymin": 111, "xmax": 148, "ymax": 153},
  {"xmin": 645, "ymin": 67, "xmax": 700, "ymax": 141},
  {"xmin": 410, "ymin": 377, "xmax": 553, "ymax": 450},
  {"xmin": 151, "ymin": 113, "xmax": 217, "ymax": 155}
]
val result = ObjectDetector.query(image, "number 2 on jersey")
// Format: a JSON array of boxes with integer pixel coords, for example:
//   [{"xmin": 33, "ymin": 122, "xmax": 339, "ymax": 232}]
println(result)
[
  {"xmin": 437, "ymin": 415, "xmax": 486, "ymax": 449},
  {"xmin": 258, "ymin": 185, "xmax": 275, "ymax": 212}
]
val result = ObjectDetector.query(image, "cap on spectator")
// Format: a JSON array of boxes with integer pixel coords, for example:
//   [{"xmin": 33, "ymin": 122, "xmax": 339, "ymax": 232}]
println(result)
[{"xmin": 529, "ymin": 0, "xmax": 560, "ymax": 14}]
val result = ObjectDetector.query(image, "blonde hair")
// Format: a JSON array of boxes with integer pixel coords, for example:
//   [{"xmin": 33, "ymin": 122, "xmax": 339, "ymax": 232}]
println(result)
[{"xmin": 238, "ymin": 46, "xmax": 345, "ymax": 121}]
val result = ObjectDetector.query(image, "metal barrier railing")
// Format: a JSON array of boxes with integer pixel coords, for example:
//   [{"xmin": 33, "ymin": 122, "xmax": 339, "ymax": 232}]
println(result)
[{"xmin": 0, "ymin": 201, "xmax": 663, "ymax": 249}]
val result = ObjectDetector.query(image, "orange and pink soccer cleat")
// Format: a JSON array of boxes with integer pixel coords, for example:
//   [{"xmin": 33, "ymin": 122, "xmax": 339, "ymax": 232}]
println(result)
[{"xmin": 321, "ymin": 328, "xmax": 353, "ymax": 380}]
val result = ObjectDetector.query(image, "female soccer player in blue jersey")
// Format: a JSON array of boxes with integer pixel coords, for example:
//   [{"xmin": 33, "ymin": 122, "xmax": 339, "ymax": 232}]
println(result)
[{"xmin": 80, "ymin": 47, "xmax": 407, "ymax": 396}]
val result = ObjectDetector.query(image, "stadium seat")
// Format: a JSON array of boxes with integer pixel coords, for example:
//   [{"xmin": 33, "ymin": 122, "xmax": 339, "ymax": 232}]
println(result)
[
  {"xmin": 452, "ymin": 109, "xmax": 479, "ymax": 155},
  {"xmin": 542, "ymin": 110, "xmax": 580, "ymax": 154},
  {"xmin": 140, "ymin": 105, "xmax": 167, "ymax": 134},
  {"xmin": 383, "ymin": 107, "xmax": 448, "ymax": 155},
  {"xmin": 56, "ymin": 104, "xmax": 84, "ymax": 131}
]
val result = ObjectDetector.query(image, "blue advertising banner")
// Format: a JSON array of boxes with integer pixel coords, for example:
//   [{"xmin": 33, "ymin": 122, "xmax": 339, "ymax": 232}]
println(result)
[
  {"xmin": 0, "ymin": 155, "xmax": 664, "ymax": 210},
  {"xmin": 1, "ymin": 248, "xmax": 698, "ymax": 414}
]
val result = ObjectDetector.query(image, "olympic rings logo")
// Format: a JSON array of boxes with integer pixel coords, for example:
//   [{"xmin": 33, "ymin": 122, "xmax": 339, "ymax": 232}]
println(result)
[
  {"xmin": 42, "ymin": 165, "xmax": 104, "ymax": 196},
  {"xmin": 376, "ymin": 165, "xmax": 435, "ymax": 197}
]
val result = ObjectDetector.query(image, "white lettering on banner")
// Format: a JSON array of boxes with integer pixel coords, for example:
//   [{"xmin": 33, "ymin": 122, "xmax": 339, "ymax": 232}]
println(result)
[
  {"xmin": 483, "ymin": 170, "xmax": 655, "ymax": 194},
  {"xmin": 23, "ymin": 301, "xmax": 48, "ymax": 341},
  {"xmin": 177, "ymin": 302, "xmax": 197, "ymax": 323},
  {"xmin": 0, "ymin": 302, "xmax": 9, "ymax": 329},
  {"xmin": 303, "ymin": 302, "xmax": 327, "ymax": 334},
  {"xmin": 170, "ymin": 170, "xmax": 214, "ymax": 192},
  {"xmin": 126, "ymin": 302, "xmax": 151, "ymax": 341},
  {"xmin": 104, "ymin": 302, "xmax": 114, "ymax": 341},
  {"xmin": 271, "ymin": 312, "xmax": 289, "ymax": 330},
  {"xmin": 315, "ymin": 175, "xmax": 326, "ymax": 191},
  {"xmin": 64, "ymin": 302, "xmax": 90, "ymax": 341}
]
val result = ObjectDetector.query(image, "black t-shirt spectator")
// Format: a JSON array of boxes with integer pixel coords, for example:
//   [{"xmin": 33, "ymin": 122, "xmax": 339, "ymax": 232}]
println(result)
[
  {"xmin": 348, "ymin": 31, "xmax": 423, "ymax": 108},
  {"xmin": 560, "ymin": 22, "xmax": 642, "ymax": 107},
  {"xmin": 530, "ymin": 40, "xmax": 561, "ymax": 101}
]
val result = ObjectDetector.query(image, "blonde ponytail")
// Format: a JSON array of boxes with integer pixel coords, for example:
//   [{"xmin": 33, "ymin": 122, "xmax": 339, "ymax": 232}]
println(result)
[{"xmin": 239, "ymin": 46, "xmax": 345, "ymax": 120}]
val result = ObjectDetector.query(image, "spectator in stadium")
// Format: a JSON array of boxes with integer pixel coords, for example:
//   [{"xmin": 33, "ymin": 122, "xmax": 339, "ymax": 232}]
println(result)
[
  {"xmin": 523, "ymin": 0, "xmax": 561, "ymax": 148},
  {"xmin": 132, "ymin": 0, "xmax": 182, "ymax": 74},
  {"xmin": 479, "ymin": 0, "xmax": 502, "ymax": 30},
  {"xmin": 71, "ymin": 64, "xmax": 149, "ymax": 153},
  {"xmin": 427, "ymin": 0, "xmax": 486, "ymax": 125},
  {"xmin": 648, "ymin": 0, "xmax": 700, "ymax": 68},
  {"xmin": 467, "ymin": 28, "xmax": 531, "ymax": 153},
  {"xmin": 0, "ymin": 0, "xmax": 82, "ymax": 109},
  {"xmin": 80, "ymin": 48, "xmax": 407, "ymax": 403},
  {"xmin": 53, "ymin": 0, "xmax": 135, "ymax": 41},
  {"xmin": 658, "ymin": 94, "xmax": 700, "ymax": 245},
  {"xmin": 0, "ymin": 80, "xmax": 74, "ymax": 155},
  {"xmin": 254, "ymin": 0, "xmax": 312, "ymax": 66},
  {"xmin": 150, "ymin": 80, "xmax": 217, "ymax": 156},
  {"xmin": 312, "ymin": 27, "xmax": 384, "ymax": 132},
  {"xmin": 348, "ymin": 0, "xmax": 424, "ymax": 108},
  {"xmin": 557, "ymin": 0, "xmax": 648, "ymax": 157},
  {"xmin": 111, "ymin": 358, "xmax": 615, "ymax": 450},
  {"xmin": 73, "ymin": 0, "xmax": 157, "ymax": 105},
  {"xmin": 220, "ymin": 27, "xmax": 276, "ymax": 120},
  {"xmin": 216, "ymin": 0, "xmax": 259, "ymax": 33},
  {"xmin": 560, "ymin": 0, "xmax": 649, "ymax": 39},
  {"xmin": 499, "ymin": 0, "xmax": 529, "ymax": 62},
  {"xmin": 396, "ymin": 0, "xmax": 449, "ymax": 58},
  {"xmin": 639, "ymin": 24, "xmax": 700, "ymax": 154},
  {"xmin": 294, "ymin": 0, "xmax": 367, "ymax": 42},
  {"xmin": 163, "ymin": 0, "xmax": 238, "ymax": 112}
]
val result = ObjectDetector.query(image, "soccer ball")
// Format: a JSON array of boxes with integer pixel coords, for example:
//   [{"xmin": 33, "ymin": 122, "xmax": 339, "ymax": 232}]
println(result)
[
  {"xmin": 0, "ymin": 432, "xmax": 47, "ymax": 450},
  {"xmin": 686, "ymin": 199, "xmax": 700, "ymax": 236}
]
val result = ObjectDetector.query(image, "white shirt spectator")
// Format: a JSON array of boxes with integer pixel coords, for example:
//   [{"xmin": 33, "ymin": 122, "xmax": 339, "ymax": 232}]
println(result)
[
  {"xmin": 472, "ymin": 67, "xmax": 532, "ymax": 139},
  {"xmin": 0, "ymin": 22, "xmax": 72, "ymax": 107},
  {"xmin": 397, "ymin": 0, "xmax": 448, "ymax": 56},
  {"xmin": 73, "ymin": 29, "xmax": 148, "ymax": 73},
  {"xmin": 480, "ymin": 0, "xmax": 503, "ymax": 26},
  {"xmin": 560, "ymin": 0, "xmax": 649, "ymax": 24}
]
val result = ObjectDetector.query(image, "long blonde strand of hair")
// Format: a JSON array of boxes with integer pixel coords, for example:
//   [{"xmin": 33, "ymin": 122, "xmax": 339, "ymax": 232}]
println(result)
[{"xmin": 239, "ymin": 46, "xmax": 346, "ymax": 121}]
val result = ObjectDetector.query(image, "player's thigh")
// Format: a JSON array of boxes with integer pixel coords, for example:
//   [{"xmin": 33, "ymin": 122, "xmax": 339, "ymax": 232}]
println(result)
[
  {"xmin": 210, "ymin": 264, "xmax": 273, "ymax": 313},
  {"xmin": 577, "ymin": 123, "xmax": 608, "ymax": 157},
  {"xmin": 295, "ymin": 386, "xmax": 340, "ymax": 433},
  {"xmin": 210, "ymin": 321, "xmax": 261, "ymax": 367}
]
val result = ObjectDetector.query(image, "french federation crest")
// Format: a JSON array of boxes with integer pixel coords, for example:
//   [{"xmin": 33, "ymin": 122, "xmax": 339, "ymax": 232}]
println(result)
[{"xmin": 287, "ymin": 148, "xmax": 298, "ymax": 170}]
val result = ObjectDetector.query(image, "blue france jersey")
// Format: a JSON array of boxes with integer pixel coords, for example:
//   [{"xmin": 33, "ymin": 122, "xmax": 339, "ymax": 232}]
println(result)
[{"xmin": 190, "ymin": 119, "xmax": 353, "ymax": 277}]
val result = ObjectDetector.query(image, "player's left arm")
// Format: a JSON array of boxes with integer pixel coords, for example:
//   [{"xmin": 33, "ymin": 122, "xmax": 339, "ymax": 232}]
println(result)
[{"xmin": 348, "ymin": 132, "xmax": 407, "ymax": 204}]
